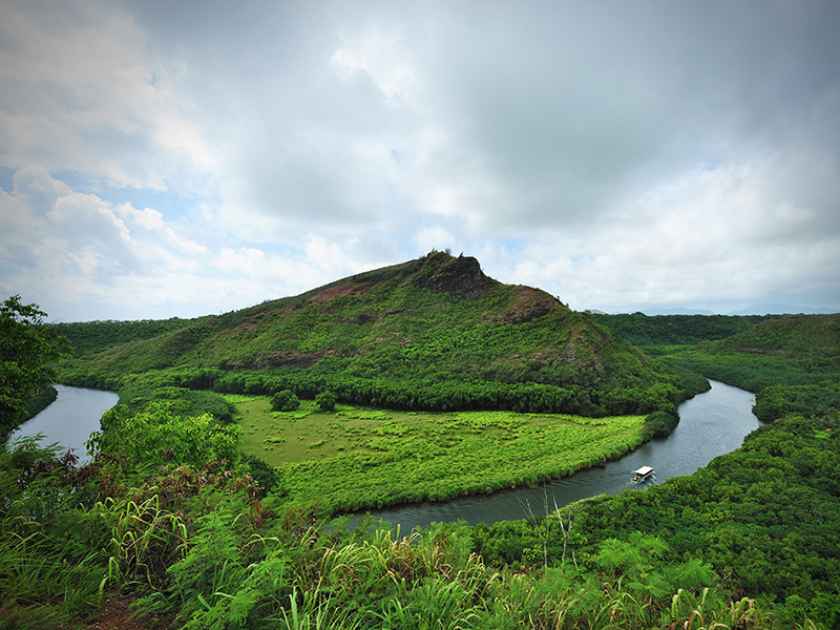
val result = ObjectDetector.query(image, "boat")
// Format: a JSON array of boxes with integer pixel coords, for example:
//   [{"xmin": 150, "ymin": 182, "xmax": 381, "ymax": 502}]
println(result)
[{"xmin": 631, "ymin": 465, "xmax": 655, "ymax": 483}]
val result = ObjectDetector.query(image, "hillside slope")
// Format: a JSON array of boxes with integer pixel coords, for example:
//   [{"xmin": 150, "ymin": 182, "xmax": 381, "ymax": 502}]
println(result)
[
  {"xmin": 595, "ymin": 312, "xmax": 840, "ymax": 419},
  {"xmin": 591, "ymin": 313, "xmax": 772, "ymax": 346},
  {"xmin": 60, "ymin": 252, "xmax": 701, "ymax": 414},
  {"xmin": 711, "ymin": 314, "xmax": 840, "ymax": 361}
]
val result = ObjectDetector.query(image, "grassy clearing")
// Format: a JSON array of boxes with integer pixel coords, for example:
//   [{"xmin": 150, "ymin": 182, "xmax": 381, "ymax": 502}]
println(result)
[{"xmin": 230, "ymin": 394, "xmax": 646, "ymax": 511}]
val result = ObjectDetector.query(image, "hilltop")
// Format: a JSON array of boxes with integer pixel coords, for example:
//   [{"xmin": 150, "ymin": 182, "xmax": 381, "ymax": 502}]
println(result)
[{"xmin": 58, "ymin": 251, "xmax": 702, "ymax": 415}]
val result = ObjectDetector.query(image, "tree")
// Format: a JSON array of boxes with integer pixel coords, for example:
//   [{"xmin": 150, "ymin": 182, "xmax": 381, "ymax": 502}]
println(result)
[
  {"xmin": 0, "ymin": 296, "xmax": 67, "ymax": 435},
  {"xmin": 315, "ymin": 390, "xmax": 336, "ymax": 411},
  {"xmin": 271, "ymin": 389, "xmax": 300, "ymax": 411}
]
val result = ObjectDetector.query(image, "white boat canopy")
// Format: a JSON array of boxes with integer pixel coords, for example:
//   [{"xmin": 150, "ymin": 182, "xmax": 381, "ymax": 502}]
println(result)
[{"xmin": 633, "ymin": 466, "xmax": 654, "ymax": 476}]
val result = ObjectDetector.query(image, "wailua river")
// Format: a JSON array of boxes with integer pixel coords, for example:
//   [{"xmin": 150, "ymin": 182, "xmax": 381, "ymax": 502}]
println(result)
[
  {"xmin": 8, "ymin": 380, "xmax": 760, "ymax": 527},
  {"xmin": 7, "ymin": 384, "xmax": 118, "ymax": 464},
  {"xmin": 363, "ymin": 379, "xmax": 760, "ymax": 530}
]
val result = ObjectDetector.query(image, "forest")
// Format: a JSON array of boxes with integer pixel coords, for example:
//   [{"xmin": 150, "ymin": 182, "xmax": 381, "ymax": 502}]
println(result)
[{"xmin": 2, "ymin": 292, "xmax": 840, "ymax": 627}]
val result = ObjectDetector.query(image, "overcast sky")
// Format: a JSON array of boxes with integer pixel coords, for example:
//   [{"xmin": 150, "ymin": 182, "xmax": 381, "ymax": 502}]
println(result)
[{"xmin": 1, "ymin": 0, "xmax": 839, "ymax": 321}]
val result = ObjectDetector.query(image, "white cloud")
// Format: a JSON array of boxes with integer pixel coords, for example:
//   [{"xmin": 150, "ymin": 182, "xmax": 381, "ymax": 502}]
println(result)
[
  {"xmin": 0, "ymin": 1, "xmax": 214, "ymax": 190},
  {"xmin": 415, "ymin": 226, "xmax": 455, "ymax": 252},
  {"xmin": 0, "ymin": 169, "xmax": 391, "ymax": 320},
  {"xmin": 1, "ymin": 2, "xmax": 839, "ymax": 318}
]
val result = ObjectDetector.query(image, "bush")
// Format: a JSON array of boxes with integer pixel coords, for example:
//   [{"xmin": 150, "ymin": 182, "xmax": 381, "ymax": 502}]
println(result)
[
  {"xmin": 119, "ymin": 385, "xmax": 235, "ymax": 422},
  {"xmin": 242, "ymin": 454, "xmax": 281, "ymax": 495},
  {"xmin": 642, "ymin": 410, "xmax": 679, "ymax": 439},
  {"xmin": 316, "ymin": 390, "xmax": 336, "ymax": 411},
  {"xmin": 271, "ymin": 389, "xmax": 300, "ymax": 411}
]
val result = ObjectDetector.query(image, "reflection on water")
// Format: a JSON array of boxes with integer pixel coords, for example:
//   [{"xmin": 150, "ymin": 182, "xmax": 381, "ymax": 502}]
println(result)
[
  {"xmin": 359, "ymin": 380, "xmax": 760, "ymax": 530},
  {"xmin": 8, "ymin": 384, "xmax": 119, "ymax": 463}
]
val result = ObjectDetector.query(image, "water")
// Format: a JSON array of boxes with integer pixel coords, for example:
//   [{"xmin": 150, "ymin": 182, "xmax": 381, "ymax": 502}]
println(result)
[
  {"xmin": 360, "ymin": 380, "xmax": 760, "ymax": 530},
  {"xmin": 7, "ymin": 384, "xmax": 118, "ymax": 463}
]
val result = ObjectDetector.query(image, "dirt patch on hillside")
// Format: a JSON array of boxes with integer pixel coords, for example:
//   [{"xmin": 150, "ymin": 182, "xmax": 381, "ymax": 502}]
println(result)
[
  {"xmin": 500, "ymin": 287, "xmax": 558, "ymax": 324},
  {"xmin": 86, "ymin": 597, "xmax": 166, "ymax": 630},
  {"xmin": 309, "ymin": 282, "xmax": 369, "ymax": 304},
  {"xmin": 222, "ymin": 350, "xmax": 328, "ymax": 369}
]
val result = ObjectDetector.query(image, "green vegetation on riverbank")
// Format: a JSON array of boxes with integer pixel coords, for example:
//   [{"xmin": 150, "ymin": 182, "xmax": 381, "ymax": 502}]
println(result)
[
  {"xmin": 473, "ymin": 410, "xmax": 840, "ymax": 627},
  {"xmin": 232, "ymin": 394, "xmax": 646, "ymax": 511},
  {"xmin": 1, "ymin": 296, "xmax": 66, "ymax": 440},
  {"xmin": 19, "ymin": 384, "xmax": 57, "ymax": 423},
  {"xmin": 598, "ymin": 312, "xmax": 840, "ymax": 422}
]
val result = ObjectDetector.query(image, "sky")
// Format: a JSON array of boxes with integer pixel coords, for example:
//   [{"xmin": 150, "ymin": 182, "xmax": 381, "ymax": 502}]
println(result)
[{"xmin": 1, "ymin": 0, "xmax": 839, "ymax": 321}]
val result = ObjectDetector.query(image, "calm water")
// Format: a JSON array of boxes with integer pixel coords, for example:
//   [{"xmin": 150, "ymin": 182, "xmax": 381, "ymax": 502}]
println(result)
[
  {"xmin": 361, "ymin": 380, "xmax": 760, "ymax": 530},
  {"xmin": 8, "ymin": 384, "xmax": 118, "ymax": 463}
]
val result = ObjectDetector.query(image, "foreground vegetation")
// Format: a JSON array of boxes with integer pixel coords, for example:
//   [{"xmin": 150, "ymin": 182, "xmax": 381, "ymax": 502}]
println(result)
[
  {"xmin": 2, "ymin": 433, "xmax": 783, "ymax": 629},
  {"xmin": 233, "ymin": 394, "xmax": 647, "ymax": 510}
]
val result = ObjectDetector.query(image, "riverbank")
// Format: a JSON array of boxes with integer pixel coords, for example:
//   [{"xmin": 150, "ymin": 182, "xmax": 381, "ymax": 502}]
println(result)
[
  {"xmin": 231, "ymin": 394, "xmax": 649, "ymax": 513},
  {"xmin": 353, "ymin": 380, "xmax": 760, "ymax": 529},
  {"xmin": 6, "ymin": 383, "xmax": 816, "ymax": 627},
  {"xmin": 1, "ymin": 384, "xmax": 57, "ymax": 442},
  {"xmin": 7, "ymin": 385, "xmax": 118, "ymax": 462}
]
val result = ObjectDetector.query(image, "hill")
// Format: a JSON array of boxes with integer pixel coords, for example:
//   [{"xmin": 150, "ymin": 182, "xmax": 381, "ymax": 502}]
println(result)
[
  {"xmin": 711, "ymin": 313, "xmax": 840, "ymax": 361},
  {"xmin": 51, "ymin": 317, "xmax": 192, "ymax": 355},
  {"xmin": 591, "ymin": 312, "xmax": 772, "ymax": 346},
  {"xmin": 594, "ymin": 312, "xmax": 840, "ymax": 421},
  {"xmin": 58, "ymin": 251, "xmax": 702, "ymax": 415}
]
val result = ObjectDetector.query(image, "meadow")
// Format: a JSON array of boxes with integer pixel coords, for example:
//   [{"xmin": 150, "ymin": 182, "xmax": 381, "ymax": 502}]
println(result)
[{"xmin": 231, "ymin": 394, "xmax": 647, "ymax": 511}]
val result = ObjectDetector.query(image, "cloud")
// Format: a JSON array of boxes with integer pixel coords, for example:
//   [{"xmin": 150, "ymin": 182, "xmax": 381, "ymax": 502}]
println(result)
[
  {"xmin": 415, "ymin": 226, "xmax": 455, "ymax": 252},
  {"xmin": 0, "ymin": 1, "xmax": 213, "ymax": 190},
  {"xmin": 1, "ymin": 1, "xmax": 839, "ymax": 318},
  {"xmin": 0, "ymin": 169, "xmax": 389, "ymax": 320}
]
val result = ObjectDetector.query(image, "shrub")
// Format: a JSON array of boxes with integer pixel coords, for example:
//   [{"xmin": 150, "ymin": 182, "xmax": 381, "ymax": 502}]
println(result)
[
  {"xmin": 271, "ymin": 390, "xmax": 300, "ymax": 412},
  {"xmin": 242, "ymin": 455, "xmax": 281, "ymax": 495},
  {"xmin": 315, "ymin": 390, "xmax": 336, "ymax": 412},
  {"xmin": 642, "ymin": 410, "xmax": 679, "ymax": 439}
]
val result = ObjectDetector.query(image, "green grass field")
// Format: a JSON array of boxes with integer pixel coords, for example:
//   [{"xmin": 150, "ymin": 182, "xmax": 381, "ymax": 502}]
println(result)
[{"xmin": 229, "ymin": 394, "xmax": 646, "ymax": 511}]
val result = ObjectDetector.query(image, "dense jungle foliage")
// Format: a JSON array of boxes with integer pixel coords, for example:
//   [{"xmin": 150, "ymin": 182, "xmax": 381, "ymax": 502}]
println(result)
[
  {"xmin": 58, "ymin": 362, "xmax": 706, "ymax": 418},
  {"xmin": 598, "ymin": 313, "xmax": 840, "ymax": 422},
  {"xmin": 591, "ymin": 313, "xmax": 772, "ymax": 346},
  {"xmin": 55, "ymin": 252, "xmax": 704, "ymax": 416}
]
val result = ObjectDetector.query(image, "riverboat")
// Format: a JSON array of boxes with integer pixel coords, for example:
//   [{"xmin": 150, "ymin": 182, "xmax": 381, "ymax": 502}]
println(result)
[{"xmin": 631, "ymin": 465, "xmax": 655, "ymax": 483}]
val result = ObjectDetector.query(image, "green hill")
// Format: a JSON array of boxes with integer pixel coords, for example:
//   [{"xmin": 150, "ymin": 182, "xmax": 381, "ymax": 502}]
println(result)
[
  {"xmin": 59, "ymin": 251, "xmax": 701, "ymax": 415},
  {"xmin": 51, "ymin": 317, "xmax": 192, "ymax": 355},
  {"xmin": 591, "ymin": 312, "xmax": 771, "ymax": 346},
  {"xmin": 594, "ymin": 312, "xmax": 840, "ymax": 420},
  {"xmin": 711, "ymin": 314, "xmax": 840, "ymax": 361}
]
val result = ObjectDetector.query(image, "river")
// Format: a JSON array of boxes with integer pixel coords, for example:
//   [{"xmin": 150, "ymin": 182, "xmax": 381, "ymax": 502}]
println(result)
[
  {"xmin": 7, "ymin": 384, "xmax": 119, "ymax": 464},
  {"xmin": 362, "ymin": 379, "xmax": 760, "ymax": 530},
  {"xmin": 8, "ymin": 380, "xmax": 759, "ymax": 527}
]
